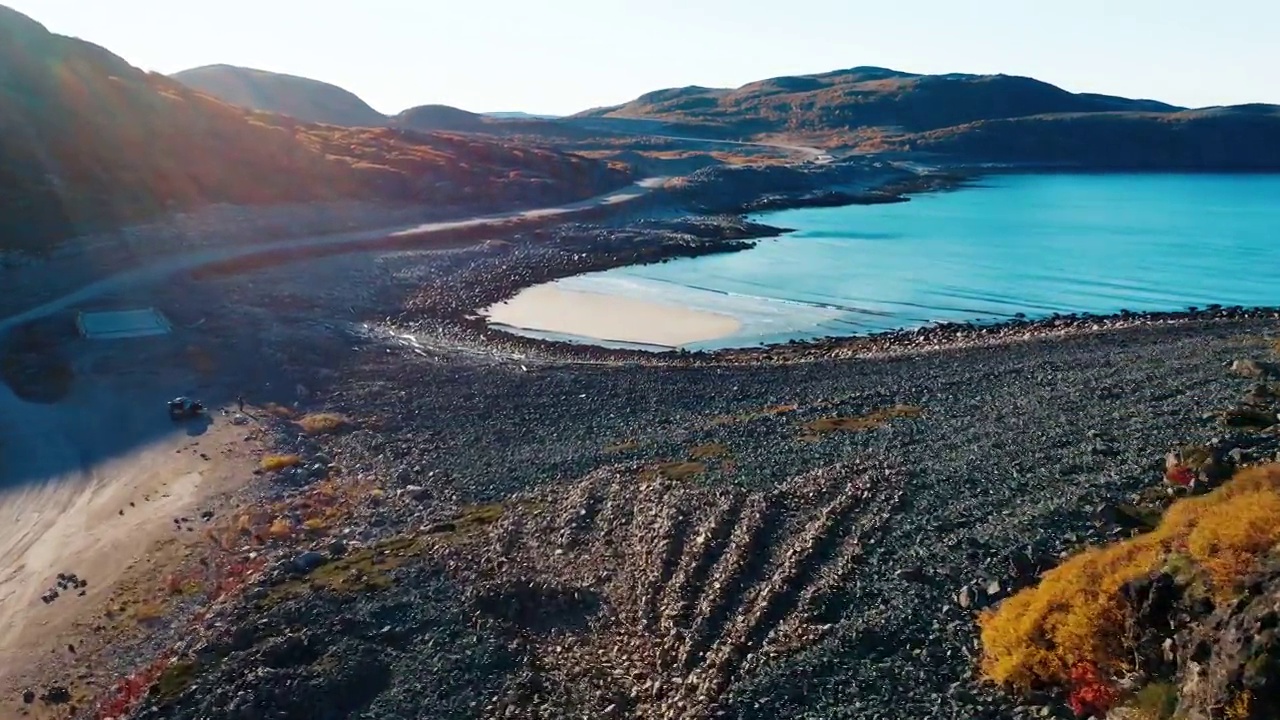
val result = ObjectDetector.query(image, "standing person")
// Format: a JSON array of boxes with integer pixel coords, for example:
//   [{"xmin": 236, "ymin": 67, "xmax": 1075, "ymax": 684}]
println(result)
[{"xmin": 237, "ymin": 394, "xmax": 245, "ymax": 413}]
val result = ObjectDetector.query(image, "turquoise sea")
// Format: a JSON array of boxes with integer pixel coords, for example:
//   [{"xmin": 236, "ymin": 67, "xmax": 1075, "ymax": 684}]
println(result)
[{"xmin": 530, "ymin": 174, "xmax": 1280, "ymax": 349}]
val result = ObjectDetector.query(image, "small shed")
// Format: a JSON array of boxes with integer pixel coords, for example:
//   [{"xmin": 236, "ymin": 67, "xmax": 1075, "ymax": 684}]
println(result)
[{"xmin": 76, "ymin": 308, "xmax": 173, "ymax": 339}]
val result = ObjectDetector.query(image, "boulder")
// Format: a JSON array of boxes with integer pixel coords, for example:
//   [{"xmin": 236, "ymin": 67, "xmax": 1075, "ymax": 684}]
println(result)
[{"xmin": 292, "ymin": 551, "xmax": 328, "ymax": 574}]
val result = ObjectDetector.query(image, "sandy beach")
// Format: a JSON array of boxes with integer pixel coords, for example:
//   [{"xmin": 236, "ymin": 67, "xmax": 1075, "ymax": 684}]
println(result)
[
  {"xmin": 0, "ymin": 338, "xmax": 259, "ymax": 711},
  {"xmin": 483, "ymin": 283, "xmax": 743, "ymax": 348}
]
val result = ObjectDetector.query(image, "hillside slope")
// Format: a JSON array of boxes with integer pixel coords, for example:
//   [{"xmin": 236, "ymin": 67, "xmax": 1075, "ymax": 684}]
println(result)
[
  {"xmin": 0, "ymin": 7, "xmax": 630, "ymax": 251},
  {"xmin": 171, "ymin": 64, "xmax": 387, "ymax": 127},
  {"xmin": 889, "ymin": 106, "xmax": 1280, "ymax": 169}
]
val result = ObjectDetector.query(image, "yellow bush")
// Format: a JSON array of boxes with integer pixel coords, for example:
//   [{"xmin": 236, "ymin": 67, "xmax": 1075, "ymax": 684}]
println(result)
[
  {"xmin": 260, "ymin": 454, "xmax": 301, "ymax": 471},
  {"xmin": 979, "ymin": 464, "xmax": 1280, "ymax": 691},
  {"xmin": 296, "ymin": 413, "xmax": 348, "ymax": 436}
]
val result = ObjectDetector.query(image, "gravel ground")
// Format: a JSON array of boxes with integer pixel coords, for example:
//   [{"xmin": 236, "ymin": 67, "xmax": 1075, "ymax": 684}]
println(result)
[
  {"xmin": 70, "ymin": 210, "xmax": 1278, "ymax": 720},
  {"xmin": 126, "ymin": 293, "xmax": 1280, "ymax": 719}
]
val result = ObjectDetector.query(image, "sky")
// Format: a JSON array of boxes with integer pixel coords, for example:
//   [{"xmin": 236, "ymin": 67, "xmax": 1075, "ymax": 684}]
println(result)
[{"xmin": 7, "ymin": 0, "xmax": 1277, "ymax": 116}]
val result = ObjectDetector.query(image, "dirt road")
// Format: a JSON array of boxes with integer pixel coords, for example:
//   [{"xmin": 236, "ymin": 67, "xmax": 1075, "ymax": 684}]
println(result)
[{"xmin": 0, "ymin": 177, "xmax": 666, "ymax": 337}]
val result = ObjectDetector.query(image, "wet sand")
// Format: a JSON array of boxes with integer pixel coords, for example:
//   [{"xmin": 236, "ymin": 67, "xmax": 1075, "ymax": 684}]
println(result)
[{"xmin": 483, "ymin": 284, "xmax": 743, "ymax": 348}]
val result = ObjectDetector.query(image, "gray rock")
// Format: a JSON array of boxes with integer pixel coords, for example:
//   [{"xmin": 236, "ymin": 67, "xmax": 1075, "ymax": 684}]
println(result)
[
  {"xmin": 292, "ymin": 551, "xmax": 328, "ymax": 574},
  {"xmin": 896, "ymin": 566, "xmax": 925, "ymax": 582}
]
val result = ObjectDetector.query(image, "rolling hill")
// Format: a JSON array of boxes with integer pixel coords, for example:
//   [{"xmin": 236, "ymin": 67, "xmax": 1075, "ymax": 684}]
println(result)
[
  {"xmin": 578, "ymin": 67, "xmax": 1181, "ymax": 134},
  {"xmin": 389, "ymin": 104, "xmax": 488, "ymax": 132},
  {"xmin": 0, "ymin": 6, "xmax": 630, "ymax": 251},
  {"xmin": 169, "ymin": 66, "xmax": 599, "ymax": 141},
  {"xmin": 171, "ymin": 64, "xmax": 386, "ymax": 127},
  {"xmin": 579, "ymin": 66, "xmax": 1280, "ymax": 169}
]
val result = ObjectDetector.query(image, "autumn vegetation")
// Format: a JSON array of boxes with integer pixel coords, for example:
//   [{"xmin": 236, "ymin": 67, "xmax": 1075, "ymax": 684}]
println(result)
[
  {"xmin": 978, "ymin": 464, "xmax": 1280, "ymax": 711},
  {"xmin": 296, "ymin": 412, "xmax": 348, "ymax": 436}
]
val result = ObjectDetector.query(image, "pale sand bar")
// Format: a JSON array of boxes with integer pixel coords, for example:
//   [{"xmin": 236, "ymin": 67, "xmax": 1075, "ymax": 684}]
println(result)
[{"xmin": 484, "ymin": 284, "xmax": 742, "ymax": 348}]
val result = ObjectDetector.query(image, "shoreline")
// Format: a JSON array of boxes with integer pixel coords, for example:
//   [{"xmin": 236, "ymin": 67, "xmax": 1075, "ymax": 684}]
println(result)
[
  {"xmin": 482, "ymin": 284, "xmax": 744, "ymax": 349},
  {"xmin": 10, "ymin": 165, "xmax": 1280, "ymax": 717}
]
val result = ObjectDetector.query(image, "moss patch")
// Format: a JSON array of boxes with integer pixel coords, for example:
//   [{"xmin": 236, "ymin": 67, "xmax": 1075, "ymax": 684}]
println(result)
[
  {"xmin": 800, "ymin": 404, "xmax": 923, "ymax": 438},
  {"xmin": 690, "ymin": 442, "xmax": 729, "ymax": 459},
  {"xmin": 1124, "ymin": 681, "xmax": 1178, "ymax": 720},
  {"xmin": 151, "ymin": 660, "xmax": 197, "ymax": 703},
  {"xmin": 647, "ymin": 461, "xmax": 707, "ymax": 481},
  {"xmin": 424, "ymin": 503, "xmax": 512, "ymax": 540},
  {"xmin": 269, "ymin": 535, "xmax": 421, "ymax": 602}
]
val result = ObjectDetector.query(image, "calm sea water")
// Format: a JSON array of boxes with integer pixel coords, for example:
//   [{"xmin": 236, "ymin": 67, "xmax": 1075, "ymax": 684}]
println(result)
[{"xmin": 544, "ymin": 174, "xmax": 1280, "ymax": 349}]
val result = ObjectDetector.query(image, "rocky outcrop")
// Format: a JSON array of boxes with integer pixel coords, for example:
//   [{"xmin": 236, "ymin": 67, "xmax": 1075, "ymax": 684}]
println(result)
[{"xmin": 1173, "ymin": 563, "xmax": 1280, "ymax": 719}]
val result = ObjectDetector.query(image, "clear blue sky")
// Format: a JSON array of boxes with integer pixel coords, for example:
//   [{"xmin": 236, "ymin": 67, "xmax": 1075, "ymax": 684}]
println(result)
[{"xmin": 8, "ymin": 0, "xmax": 1276, "ymax": 116}]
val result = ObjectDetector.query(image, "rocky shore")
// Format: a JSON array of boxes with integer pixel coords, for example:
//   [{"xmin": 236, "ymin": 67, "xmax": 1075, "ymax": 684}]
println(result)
[
  {"xmin": 11, "ymin": 155, "xmax": 1280, "ymax": 720},
  {"xmin": 115, "ymin": 288, "xmax": 1280, "ymax": 719},
  {"xmin": 14, "ymin": 189, "xmax": 1262, "ymax": 718}
]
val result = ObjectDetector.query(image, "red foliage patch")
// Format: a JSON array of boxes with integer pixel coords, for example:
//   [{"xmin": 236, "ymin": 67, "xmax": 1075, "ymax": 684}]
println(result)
[
  {"xmin": 1066, "ymin": 662, "xmax": 1117, "ymax": 717},
  {"xmin": 1165, "ymin": 464, "xmax": 1195, "ymax": 487},
  {"xmin": 94, "ymin": 656, "xmax": 170, "ymax": 719}
]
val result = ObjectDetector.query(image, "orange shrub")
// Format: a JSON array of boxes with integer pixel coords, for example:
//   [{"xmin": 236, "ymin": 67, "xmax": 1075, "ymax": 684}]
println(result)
[
  {"xmin": 267, "ymin": 518, "xmax": 293, "ymax": 539},
  {"xmin": 979, "ymin": 464, "xmax": 1280, "ymax": 691},
  {"xmin": 260, "ymin": 455, "xmax": 301, "ymax": 472}
]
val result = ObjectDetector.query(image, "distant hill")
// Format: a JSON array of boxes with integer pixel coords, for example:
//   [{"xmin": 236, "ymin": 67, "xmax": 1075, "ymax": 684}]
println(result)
[
  {"xmin": 390, "ymin": 104, "xmax": 488, "ymax": 132},
  {"xmin": 579, "ymin": 67, "xmax": 1181, "ymax": 135},
  {"xmin": 169, "ymin": 67, "xmax": 582, "ymax": 140},
  {"xmin": 580, "ymin": 66, "xmax": 1280, "ymax": 169},
  {"xmin": 0, "ymin": 6, "xmax": 630, "ymax": 251},
  {"xmin": 484, "ymin": 111, "xmax": 561, "ymax": 120},
  {"xmin": 171, "ymin": 64, "xmax": 387, "ymax": 127}
]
